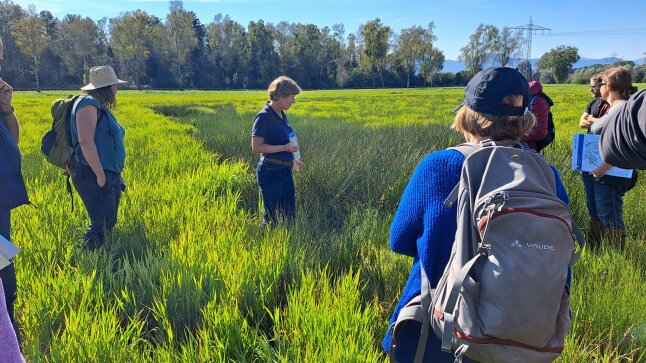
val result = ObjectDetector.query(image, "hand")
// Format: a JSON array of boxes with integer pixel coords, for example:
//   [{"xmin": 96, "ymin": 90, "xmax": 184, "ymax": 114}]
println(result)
[
  {"xmin": 292, "ymin": 159, "xmax": 303, "ymax": 173},
  {"xmin": 0, "ymin": 78, "xmax": 13, "ymax": 110},
  {"xmin": 285, "ymin": 144, "xmax": 299, "ymax": 153},
  {"xmin": 579, "ymin": 118, "xmax": 592, "ymax": 128},
  {"xmin": 590, "ymin": 167, "xmax": 606, "ymax": 179},
  {"xmin": 97, "ymin": 173, "xmax": 107, "ymax": 188}
]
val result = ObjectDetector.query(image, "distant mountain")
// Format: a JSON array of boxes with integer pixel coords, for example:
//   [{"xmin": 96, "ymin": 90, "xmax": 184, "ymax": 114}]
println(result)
[{"xmin": 441, "ymin": 56, "xmax": 645, "ymax": 73}]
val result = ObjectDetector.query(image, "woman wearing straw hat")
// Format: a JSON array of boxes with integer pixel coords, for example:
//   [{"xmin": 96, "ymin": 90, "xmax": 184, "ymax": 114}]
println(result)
[{"xmin": 70, "ymin": 65, "xmax": 127, "ymax": 249}]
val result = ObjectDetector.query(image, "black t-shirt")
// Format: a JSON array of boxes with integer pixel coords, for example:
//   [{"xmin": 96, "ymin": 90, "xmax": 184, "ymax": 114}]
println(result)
[
  {"xmin": 251, "ymin": 102, "xmax": 294, "ymax": 161},
  {"xmin": 585, "ymin": 97, "xmax": 608, "ymax": 118}
]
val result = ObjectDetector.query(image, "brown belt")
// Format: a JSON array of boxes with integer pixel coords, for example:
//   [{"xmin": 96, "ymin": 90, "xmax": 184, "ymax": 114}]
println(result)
[{"xmin": 261, "ymin": 156, "xmax": 293, "ymax": 167}]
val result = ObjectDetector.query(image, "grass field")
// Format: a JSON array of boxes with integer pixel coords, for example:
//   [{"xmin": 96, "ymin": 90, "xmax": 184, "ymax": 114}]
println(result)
[{"xmin": 10, "ymin": 85, "xmax": 646, "ymax": 362}]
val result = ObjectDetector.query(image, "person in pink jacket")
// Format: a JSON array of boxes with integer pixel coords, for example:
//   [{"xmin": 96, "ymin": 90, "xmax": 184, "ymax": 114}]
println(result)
[
  {"xmin": 0, "ymin": 279, "xmax": 24, "ymax": 363},
  {"xmin": 522, "ymin": 80, "xmax": 549, "ymax": 151}
]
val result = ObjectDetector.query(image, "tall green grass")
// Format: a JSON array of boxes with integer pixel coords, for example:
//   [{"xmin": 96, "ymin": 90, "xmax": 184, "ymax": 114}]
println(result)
[{"xmin": 10, "ymin": 86, "xmax": 646, "ymax": 362}]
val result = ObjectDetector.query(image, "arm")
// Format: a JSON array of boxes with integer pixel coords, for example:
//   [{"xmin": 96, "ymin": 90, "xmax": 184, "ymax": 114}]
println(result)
[
  {"xmin": 0, "ymin": 79, "xmax": 18, "ymax": 142},
  {"xmin": 550, "ymin": 165, "xmax": 570, "ymax": 205},
  {"xmin": 390, "ymin": 151, "xmax": 463, "ymax": 257},
  {"xmin": 579, "ymin": 113, "xmax": 600, "ymax": 129},
  {"xmin": 600, "ymin": 90, "xmax": 646, "ymax": 169},
  {"xmin": 525, "ymin": 98, "xmax": 549, "ymax": 141},
  {"xmin": 76, "ymin": 105, "xmax": 106, "ymax": 187},
  {"xmin": 251, "ymin": 136, "xmax": 297, "ymax": 154},
  {"xmin": 590, "ymin": 161, "xmax": 613, "ymax": 179}
]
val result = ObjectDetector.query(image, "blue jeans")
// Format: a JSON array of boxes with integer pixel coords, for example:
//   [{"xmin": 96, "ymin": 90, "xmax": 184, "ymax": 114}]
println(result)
[
  {"xmin": 71, "ymin": 163, "xmax": 122, "ymax": 249},
  {"xmin": 256, "ymin": 161, "xmax": 296, "ymax": 225},
  {"xmin": 581, "ymin": 173, "xmax": 626, "ymax": 230},
  {"xmin": 0, "ymin": 209, "xmax": 20, "ymax": 343}
]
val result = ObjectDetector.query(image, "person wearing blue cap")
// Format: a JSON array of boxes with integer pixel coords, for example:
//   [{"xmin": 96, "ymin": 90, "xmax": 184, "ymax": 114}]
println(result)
[
  {"xmin": 383, "ymin": 67, "xmax": 571, "ymax": 362},
  {"xmin": 251, "ymin": 76, "xmax": 304, "ymax": 226}
]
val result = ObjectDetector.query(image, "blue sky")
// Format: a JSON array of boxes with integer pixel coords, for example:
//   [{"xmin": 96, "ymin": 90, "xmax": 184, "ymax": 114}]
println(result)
[{"xmin": 21, "ymin": 0, "xmax": 646, "ymax": 61}]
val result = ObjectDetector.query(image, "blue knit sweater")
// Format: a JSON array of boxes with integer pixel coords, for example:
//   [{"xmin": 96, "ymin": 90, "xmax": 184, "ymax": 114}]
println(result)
[{"xmin": 382, "ymin": 149, "xmax": 570, "ymax": 361}]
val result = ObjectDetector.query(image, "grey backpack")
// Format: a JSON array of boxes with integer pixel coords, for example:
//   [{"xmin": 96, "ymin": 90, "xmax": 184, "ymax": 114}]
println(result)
[{"xmin": 390, "ymin": 140, "xmax": 584, "ymax": 363}]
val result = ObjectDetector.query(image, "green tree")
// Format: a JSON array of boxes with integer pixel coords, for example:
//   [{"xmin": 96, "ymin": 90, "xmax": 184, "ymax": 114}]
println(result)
[
  {"xmin": 420, "ymin": 23, "xmax": 443, "ymax": 86},
  {"xmin": 11, "ymin": 5, "xmax": 49, "ymax": 91},
  {"xmin": 459, "ymin": 24, "xmax": 499, "ymax": 74},
  {"xmin": 496, "ymin": 27, "xmax": 524, "ymax": 67},
  {"xmin": 395, "ymin": 25, "xmax": 425, "ymax": 88},
  {"xmin": 0, "ymin": 2, "xmax": 27, "ymax": 85},
  {"xmin": 537, "ymin": 45, "xmax": 580, "ymax": 84},
  {"xmin": 165, "ymin": 0, "xmax": 197, "ymax": 89},
  {"xmin": 247, "ymin": 20, "xmax": 278, "ymax": 88},
  {"xmin": 208, "ymin": 14, "xmax": 247, "ymax": 88},
  {"xmin": 110, "ymin": 10, "xmax": 162, "ymax": 89},
  {"xmin": 360, "ymin": 18, "xmax": 391, "ymax": 87},
  {"xmin": 57, "ymin": 15, "xmax": 107, "ymax": 83}
]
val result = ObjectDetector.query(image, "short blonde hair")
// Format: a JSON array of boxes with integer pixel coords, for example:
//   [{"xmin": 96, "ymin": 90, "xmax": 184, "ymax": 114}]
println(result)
[
  {"xmin": 268, "ymin": 76, "xmax": 301, "ymax": 101},
  {"xmin": 452, "ymin": 95, "xmax": 535, "ymax": 141}
]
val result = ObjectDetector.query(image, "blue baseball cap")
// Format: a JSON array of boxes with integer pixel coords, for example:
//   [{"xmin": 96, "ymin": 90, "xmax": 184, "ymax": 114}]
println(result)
[{"xmin": 454, "ymin": 67, "xmax": 530, "ymax": 116}]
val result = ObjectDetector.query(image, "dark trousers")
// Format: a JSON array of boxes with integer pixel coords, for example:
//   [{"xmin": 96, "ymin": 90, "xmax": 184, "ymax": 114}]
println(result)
[
  {"xmin": 0, "ymin": 209, "xmax": 20, "ymax": 342},
  {"xmin": 582, "ymin": 172, "xmax": 626, "ymax": 230},
  {"xmin": 256, "ymin": 161, "xmax": 296, "ymax": 225},
  {"xmin": 71, "ymin": 164, "xmax": 122, "ymax": 249}
]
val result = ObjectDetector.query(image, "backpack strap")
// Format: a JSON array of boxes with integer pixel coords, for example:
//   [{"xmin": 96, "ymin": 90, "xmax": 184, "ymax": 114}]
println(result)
[
  {"xmin": 415, "ymin": 262, "xmax": 433, "ymax": 362},
  {"xmin": 443, "ymin": 142, "xmax": 483, "ymax": 208},
  {"xmin": 570, "ymin": 221, "xmax": 584, "ymax": 265}
]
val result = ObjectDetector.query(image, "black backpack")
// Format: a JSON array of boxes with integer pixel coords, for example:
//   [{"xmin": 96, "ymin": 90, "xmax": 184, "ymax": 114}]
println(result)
[{"xmin": 531, "ymin": 92, "xmax": 555, "ymax": 152}]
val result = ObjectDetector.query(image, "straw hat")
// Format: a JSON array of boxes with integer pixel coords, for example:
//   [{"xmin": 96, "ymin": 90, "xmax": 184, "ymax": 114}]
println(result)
[{"xmin": 81, "ymin": 65, "xmax": 127, "ymax": 90}]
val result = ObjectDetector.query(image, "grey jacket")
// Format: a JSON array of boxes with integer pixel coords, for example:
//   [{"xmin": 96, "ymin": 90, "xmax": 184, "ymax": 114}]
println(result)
[{"xmin": 600, "ymin": 90, "xmax": 646, "ymax": 170}]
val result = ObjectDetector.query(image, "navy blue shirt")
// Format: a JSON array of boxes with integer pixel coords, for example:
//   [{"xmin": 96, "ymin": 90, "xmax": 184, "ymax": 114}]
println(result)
[
  {"xmin": 251, "ymin": 102, "xmax": 294, "ymax": 162},
  {"xmin": 0, "ymin": 116, "xmax": 29, "ymax": 211}
]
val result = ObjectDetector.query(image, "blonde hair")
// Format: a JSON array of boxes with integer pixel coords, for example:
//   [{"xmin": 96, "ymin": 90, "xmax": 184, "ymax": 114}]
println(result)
[
  {"xmin": 268, "ymin": 76, "xmax": 301, "ymax": 101},
  {"xmin": 452, "ymin": 95, "xmax": 535, "ymax": 141}
]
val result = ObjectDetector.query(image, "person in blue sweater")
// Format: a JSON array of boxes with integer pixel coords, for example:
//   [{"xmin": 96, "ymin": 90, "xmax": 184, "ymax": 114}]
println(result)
[{"xmin": 383, "ymin": 67, "xmax": 571, "ymax": 363}]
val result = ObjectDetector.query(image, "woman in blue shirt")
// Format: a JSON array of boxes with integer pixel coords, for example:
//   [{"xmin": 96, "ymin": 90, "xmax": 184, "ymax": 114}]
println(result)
[
  {"xmin": 251, "ymin": 76, "xmax": 303, "ymax": 226},
  {"xmin": 70, "ymin": 65, "xmax": 127, "ymax": 249},
  {"xmin": 0, "ymin": 39, "xmax": 29, "ymax": 346}
]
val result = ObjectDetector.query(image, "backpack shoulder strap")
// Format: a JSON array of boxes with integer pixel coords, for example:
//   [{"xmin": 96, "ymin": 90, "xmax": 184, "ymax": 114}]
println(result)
[
  {"xmin": 539, "ymin": 92, "xmax": 555, "ymax": 107},
  {"xmin": 443, "ymin": 142, "xmax": 484, "ymax": 208},
  {"xmin": 72, "ymin": 95, "xmax": 106, "ymax": 127}
]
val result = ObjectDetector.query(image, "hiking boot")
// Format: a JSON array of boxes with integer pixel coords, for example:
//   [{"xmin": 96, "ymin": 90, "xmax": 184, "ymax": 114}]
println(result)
[
  {"xmin": 586, "ymin": 219, "xmax": 605, "ymax": 250},
  {"xmin": 605, "ymin": 230, "xmax": 627, "ymax": 249}
]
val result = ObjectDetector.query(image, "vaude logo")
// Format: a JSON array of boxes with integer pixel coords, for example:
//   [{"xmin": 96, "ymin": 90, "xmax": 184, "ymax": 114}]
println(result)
[{"xmin": 510, "ymin": 240, "xmax": 555, "ymax": 251}]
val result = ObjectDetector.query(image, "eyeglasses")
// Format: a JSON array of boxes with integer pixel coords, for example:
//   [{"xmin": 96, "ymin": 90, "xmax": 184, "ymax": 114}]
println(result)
[{"xmin": 598, "ymin": 82, "xmax": 608, "ymax": 87}]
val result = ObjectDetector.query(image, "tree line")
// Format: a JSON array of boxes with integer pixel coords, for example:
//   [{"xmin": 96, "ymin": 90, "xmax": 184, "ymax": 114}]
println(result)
[{"xmin": 1, "ymin": 0, "xmax": 643, "ymax": 91}]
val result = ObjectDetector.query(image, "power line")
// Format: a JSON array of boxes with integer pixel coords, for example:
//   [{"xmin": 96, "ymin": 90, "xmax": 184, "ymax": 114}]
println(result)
[
  {"xmin": 509, "ymin": 17, "xmax": 551, "ymax": 65},
  {"xmin": 549, "ymin": 28, "xmax": 646, "ymax": 36}
]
